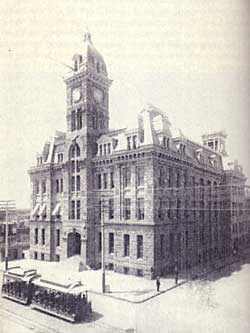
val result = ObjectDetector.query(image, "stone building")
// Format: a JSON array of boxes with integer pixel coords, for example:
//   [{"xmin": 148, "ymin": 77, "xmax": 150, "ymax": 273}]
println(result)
[
  {"xmin": 0, "ymin": 209, "xmax": 30, "ymax": 261},
  {"xmin": 28, "ymin": 32, "xmax": 249, "ymax": 277}
]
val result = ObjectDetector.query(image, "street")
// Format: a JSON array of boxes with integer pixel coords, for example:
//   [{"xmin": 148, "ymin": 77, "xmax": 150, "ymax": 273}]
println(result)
[{"xmin": 0, "ymin": 260, "xmax": 249, "ymax": 333}]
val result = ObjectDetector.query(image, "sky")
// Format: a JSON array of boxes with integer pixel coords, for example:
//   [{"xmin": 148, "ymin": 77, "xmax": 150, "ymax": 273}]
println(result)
[{"xmin": 0, "ymin": 0, "xmax": 250, "ymax": 208}]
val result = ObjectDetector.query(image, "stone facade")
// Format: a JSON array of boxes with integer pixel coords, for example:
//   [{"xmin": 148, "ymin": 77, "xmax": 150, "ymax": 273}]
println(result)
[{"xmin": 28, "ymin": 32, "xmax": 249, "ymax": 278}]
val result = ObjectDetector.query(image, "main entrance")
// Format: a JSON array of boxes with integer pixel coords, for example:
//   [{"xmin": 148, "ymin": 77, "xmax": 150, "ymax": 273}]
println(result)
[{"xmin": 67, "ymin": 232, "xmax": 81, "ymax": 258}]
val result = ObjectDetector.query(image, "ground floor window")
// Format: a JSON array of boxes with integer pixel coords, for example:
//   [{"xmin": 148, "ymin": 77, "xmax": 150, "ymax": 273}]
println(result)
[
  {"xmin": 56, "ymin": 254, "xmax": 60, "ymax": 262},
  {"xmin": 123, "ymin": 267, "xmax": 129, "ymax": 274},
  {"xmin": 137, "ymin": 235, "xmax": 143, "ymax": 258},
  {"xmin": 41, "ymin": 253, "xmax": 45, "ymax": 261},
  {"xmin": 108, "ymin": 263, "xmax": 114, "ymax": 270},
  {"xmin": 34, "ymin": 251, "xmax": 38, "ymax": 260},
  {"xmin": 109, "ymin": 233, "xmax": 114, "ymax": 254},
  {"xmin": 137, "ymin": 269, "xmax": 143, "ymax": 277},
  {"xmin": 124, "ymin": 234, "xmax": 130, "ymax": 257}
]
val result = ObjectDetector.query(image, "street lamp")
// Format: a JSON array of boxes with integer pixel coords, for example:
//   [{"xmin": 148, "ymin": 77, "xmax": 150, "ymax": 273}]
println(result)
[{"xmin": 0, "ymin": 200, "xmax": 16, "ymax": 271}]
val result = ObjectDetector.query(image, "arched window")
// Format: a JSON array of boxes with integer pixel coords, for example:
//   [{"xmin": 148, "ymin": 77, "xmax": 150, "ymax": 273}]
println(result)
[
  {"xmin": 69, "ymin": 143, "xmax": 81, "ymax": 219},
  {"xmin": 70, "ymin": 143, "xmax": 80, "ymax": 159}
]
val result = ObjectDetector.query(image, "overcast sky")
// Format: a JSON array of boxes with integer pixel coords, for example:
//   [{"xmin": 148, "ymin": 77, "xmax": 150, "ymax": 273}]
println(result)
[{"xmin": 0, "ymin": 0, "xmax": 249, "ymax": 208}]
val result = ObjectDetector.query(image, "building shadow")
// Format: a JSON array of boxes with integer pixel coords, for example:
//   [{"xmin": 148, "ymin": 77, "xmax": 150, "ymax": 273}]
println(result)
[
  {"xmin": 83, "ymin": 311, "xmax": 103, "ymax": 323},
  {"xmin": 205, "ymin": 254, "xmax": 250, "ymax": 282}
]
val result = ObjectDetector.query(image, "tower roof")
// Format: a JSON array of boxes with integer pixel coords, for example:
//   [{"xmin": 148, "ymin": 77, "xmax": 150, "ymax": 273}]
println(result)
[{"xmin": 72, "ymin": 31, "xmax": 107, "ymax": 76}]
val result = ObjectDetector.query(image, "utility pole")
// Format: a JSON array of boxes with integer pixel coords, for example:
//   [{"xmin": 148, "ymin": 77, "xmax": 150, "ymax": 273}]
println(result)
[
  {"xmin": 0, "ymin": 200, "xmax": 16, "ymax": 271},
  {"xmin": 101, "ymin": 196, "xmax": 106, "ymax": 293}
]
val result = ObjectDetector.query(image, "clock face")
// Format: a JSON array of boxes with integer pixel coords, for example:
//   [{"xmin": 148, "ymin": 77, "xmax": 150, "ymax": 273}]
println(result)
[
  {"xmin": 93, "ymin": 88, "xmax": 103, "ymax": 103},
  {"xmin": 72, "ymin": 87, "xmax": 81, "ymax": 103}
]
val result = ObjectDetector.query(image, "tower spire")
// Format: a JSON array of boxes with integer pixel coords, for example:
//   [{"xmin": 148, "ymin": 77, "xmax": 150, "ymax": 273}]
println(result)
[{"xmin": 84, "ymin": 28, "xmax": 92, "ymax": 43}]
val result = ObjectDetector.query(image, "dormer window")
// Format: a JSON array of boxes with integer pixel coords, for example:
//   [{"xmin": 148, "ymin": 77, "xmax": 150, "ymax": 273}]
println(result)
[
  {"xmin": 195, "ymin": 149, "xmax": 203, "ymax": 162},
  {"xmin": 132, "ymin": 136, "xmax": 137, "ymax": 149},
  {"xmin": 107, "ymin": 143, "xmax": 111, "ymax": 154},
  {"xmin": 127, "ymin": 137, "xmax": 131, "ymax": 150}
]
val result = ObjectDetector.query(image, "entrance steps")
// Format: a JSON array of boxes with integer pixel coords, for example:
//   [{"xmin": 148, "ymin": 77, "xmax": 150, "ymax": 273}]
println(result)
[{"xmin": 59, "ymin": 255, "xmax": 90, "ymax": 272}]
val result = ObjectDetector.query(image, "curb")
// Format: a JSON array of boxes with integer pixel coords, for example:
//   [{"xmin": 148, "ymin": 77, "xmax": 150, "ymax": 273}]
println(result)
[
  {"xmin": 88, "ymin": 280, "xmax": 188, "ymax": 304},
  {"xmin": 88, "ymin": 252, "xmax": 250, "ymax": 304}
]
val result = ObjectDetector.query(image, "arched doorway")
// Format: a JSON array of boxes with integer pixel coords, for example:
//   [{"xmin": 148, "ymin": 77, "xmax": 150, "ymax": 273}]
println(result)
[{"xmin": 67, "ymin": 232, "xmax": 81, "ymax": 258}]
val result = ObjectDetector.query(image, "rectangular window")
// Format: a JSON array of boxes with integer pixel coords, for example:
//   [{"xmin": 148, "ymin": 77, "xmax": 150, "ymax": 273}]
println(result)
[
  {"xmin": 137, "ymin": 235, "xmax": 143, "ymax": 258},
  {"xmin": 137, "ymin": 198, "xmax": 145, "ymax": 220},
  {"xmin": 160, "ymin": 235, "xmax": 164, "ymax": 257},
  {"xmin": 98, "ymin": 232, "xmax": 102, "ymax": 252},
  {"xmin": 124, "ymin": 234, "xmax": 130, "ymax": 257},
  {"xmin": 103, "ymin": 173, "xmax": 108, "ymax": 189},
  {"xmin": 137, "ymin": 269, "xmax": 143, "ymax": 277},
  {"xmin": 42, "ymin": 180, "xmax": 46, "ymax": 193},
  {"xmin": 76, "ymin": 175, "xmax": 80, "ymax": 191},
  {"xmin": 124, "ymin": 198, "xmax": 131, "ymax": 220},
  {"xmin": 56, "ymin": 179, "xmax": 59, "ymax": 193},
  {"xmin": 110, "ymin": 172, "xmax": 114, "ymax": 188},
  {"xmin": 60, "ymin": 179, "xmax": 63, "ymax": 192},
  {"xmin": 183, "ymin": 172, "xmax": 188, "ymax": 188},
  {"xmin": 71, "ymin": 200, "xmax": 75, "ymax": 219},
  {"xmin": 97, "ymin": 174, "xmax": 102, "ymax": 189},
  {"xmin": 200, "ymin": 201, "xmax": 205, "ymax": 220},
  {"xmin": 168, "ymin": 168, "xmax": 173, "ymax": 187},
  {"xmin": 76, "ymin": 200, "xmax": 81, "ymax": 219},
  {"xmin": 56, "ymin": 255, "xmax": 60, "ymax": 262},
  {"xmin": 127, "ymin": 137, "xmax": 131, "ymax": 150},
  {"xmin": 132, "ymin": 136, "xmax": 137, "ymax": 149},
  {"xmin": 158, "ymin": 198, "xmax": 163, "ymax": 220},
  {"xmin": 56, "ymin": 229, "xmax": 60, "ymax": 246},
  {"xmin": 41, "ymin": 229, "xmax": 45, "ymax": 245},
  {"xmin": 71, "ymin": 111, "xmax": 76, "ymax": 131},
  {"xmin": 108, "ymin": 199, "xmax": 114, "ymax": 219},
  {"xmin": 41, "ymin": 253, "xmax": 45, "ymax": 261},
  {"xmin": 193, "ymin": 201, "xmax": 196, "ymax": 220},
  {"xmin": 177, "ymin": 200, "xmax": 181, "ymax": 219},
  {"xmin": 71, "ymin": 160, "xmax": 75, "ymax": 173},
  {"xmin": 35, "ymin": 228, "xmax": 38, "ymax": 244},
  {"xmin": 137, "ymin": 166, "xmax": 144, "ymax": 186},
  {"xmin": 35, "ymin": 182, "xmax": 39, "ymax": 194},
  {"xmin": 184, "ymin": 200, "xmax": 189, "ymax": 218},
  {"xmin": 107, "ymin": 143, "xmax": 111, "ymax": 154},
  {"xmin": 109, "ymin": 233, "xmax": 114, "ymax": 254},
  {"xmin": 185, "ymin": 231, "xmax": 189, "ymax": 249},
  {"xmin": 76, "ymin": 160, "xmax": 80, "ymax": 172},
  {"xmin": 98, "ymin": 200, "xmax": 102, "ymax": 219},
  {"xmin": 71, "ymin": 176, "xmax": 75, "ymax": 191},
  {"xmin": 158, "ymin": 167, "xmax": 164, "ymax": 187},
  {"xmin": 123, "ymin": 167, "xmax": 131, "ymax": 188},
  {"xmin": 124, "ymin": 267, "xmax": 129, "ymax": 274},
  {"xmin": 34, "ymin": 251, "xmax": 38, "ymax": 260}
]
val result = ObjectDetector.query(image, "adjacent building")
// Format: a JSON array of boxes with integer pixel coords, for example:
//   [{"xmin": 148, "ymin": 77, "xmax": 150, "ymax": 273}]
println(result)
[
  {"xmin": 0, "ymin": 209, "xmax": 30, "ymax": 261},
  {"xmin": 28, "ymin": 32, "xmax": 249, "ymax": 277}
]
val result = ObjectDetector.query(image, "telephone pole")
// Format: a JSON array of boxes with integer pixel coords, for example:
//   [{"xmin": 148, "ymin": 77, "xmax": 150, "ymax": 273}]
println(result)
[
  {"xmin": 0, "ymin": 200, "xmax": 16, "ymax": 270},
  {"xmin": 101, "ymin": 197, "xmax": 106, "ymax": 293}
]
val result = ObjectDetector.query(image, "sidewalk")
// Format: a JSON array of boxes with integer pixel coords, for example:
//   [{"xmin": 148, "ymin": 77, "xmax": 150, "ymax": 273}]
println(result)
[
  {"xmin": 1, "ymin": 248, "xmax": 249, "ymax": 304},
  {"xmin": 0, "ymin": 258, "xmax": 184, "ymax": 303}
]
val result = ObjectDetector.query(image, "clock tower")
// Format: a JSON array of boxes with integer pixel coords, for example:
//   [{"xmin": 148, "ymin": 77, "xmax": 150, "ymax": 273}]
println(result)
[
  {"xmin": 64, "ymin": 31, "xmax": 112, "ymax": 157},
  {"xmin": 61, "ymin": 32, "xmax": 112, "ymax": 267}
]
